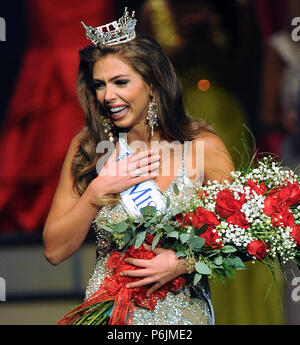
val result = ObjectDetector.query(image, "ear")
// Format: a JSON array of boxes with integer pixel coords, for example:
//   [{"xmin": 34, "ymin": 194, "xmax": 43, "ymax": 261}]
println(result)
[{"xmin": 149, "ymin": 84, "xmax": 154, "ymax": 98}]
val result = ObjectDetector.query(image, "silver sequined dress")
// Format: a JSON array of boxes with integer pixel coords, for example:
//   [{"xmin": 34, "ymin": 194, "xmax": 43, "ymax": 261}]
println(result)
[{"xmin": 85, "ymin": 142, "xmax": 214, "ymax": 325}]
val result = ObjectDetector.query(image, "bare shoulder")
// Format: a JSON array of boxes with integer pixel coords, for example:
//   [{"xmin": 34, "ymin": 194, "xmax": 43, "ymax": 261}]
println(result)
[
  {"xmin": 192, "ymin": 131, "xmax": 235, "ymax": 185},
  {"xmin": 193, "ymin": 131, "xmax": 226, "ymax": 150},
  {"xmin": 68, "ymin": 132, "xmax": 82, "ymax": 156}
]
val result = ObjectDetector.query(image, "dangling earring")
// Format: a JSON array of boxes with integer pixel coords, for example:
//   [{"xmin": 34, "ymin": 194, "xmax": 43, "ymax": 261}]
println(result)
[
  {"xmin": 100, "ymin": 114, "xmax": 115, "ymax": 142},
  {"xmin": 146, "ymin": 95, "xmax": 159, "ymax": 136}
]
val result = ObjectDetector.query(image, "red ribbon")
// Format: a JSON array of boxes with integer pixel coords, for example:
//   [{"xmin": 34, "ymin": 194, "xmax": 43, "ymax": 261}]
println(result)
[{"xmin": 57, "ymin": 243, "xmax": 186, "ymax": 325}]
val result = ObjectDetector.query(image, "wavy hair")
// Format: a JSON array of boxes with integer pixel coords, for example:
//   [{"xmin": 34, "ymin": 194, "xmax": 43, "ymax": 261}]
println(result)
[{"xmin": 72, "ymin": 33, "xmax": 215, "ymax": 203}]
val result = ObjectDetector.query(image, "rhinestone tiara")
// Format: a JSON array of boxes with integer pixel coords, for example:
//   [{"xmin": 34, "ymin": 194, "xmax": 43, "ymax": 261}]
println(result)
[{"xmin": 81, "ymin": 7, "xmax": 137, "ymax": 46}]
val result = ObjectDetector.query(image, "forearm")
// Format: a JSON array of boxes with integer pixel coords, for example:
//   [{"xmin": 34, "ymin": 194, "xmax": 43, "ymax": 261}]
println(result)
[{"xmin": 43, "ymin": 186, "xmax": 100, "ymax": 265}]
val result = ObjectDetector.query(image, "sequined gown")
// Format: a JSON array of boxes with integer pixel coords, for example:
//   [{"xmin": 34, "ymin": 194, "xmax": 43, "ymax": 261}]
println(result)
[{"xmin": 85, "ymin": 143, "xmax": 214, "ymax": 325}]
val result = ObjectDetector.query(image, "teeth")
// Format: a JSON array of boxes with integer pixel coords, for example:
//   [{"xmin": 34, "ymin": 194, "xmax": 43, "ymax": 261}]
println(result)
[{"xmin": 109, "ymin": 106, "xmax": 127, "ymax": 113}]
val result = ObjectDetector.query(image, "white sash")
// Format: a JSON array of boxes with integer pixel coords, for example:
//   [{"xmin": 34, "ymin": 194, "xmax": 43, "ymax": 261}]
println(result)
[{"xmin": 117, "ymin": 137, "xmax": 166, "ymax": 218}]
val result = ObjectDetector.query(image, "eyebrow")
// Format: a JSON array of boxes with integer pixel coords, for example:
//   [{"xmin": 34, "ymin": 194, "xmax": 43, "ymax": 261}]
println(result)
[{"xmin": 93, "ymin": 74, "xmax": 129, "ymax": 82}]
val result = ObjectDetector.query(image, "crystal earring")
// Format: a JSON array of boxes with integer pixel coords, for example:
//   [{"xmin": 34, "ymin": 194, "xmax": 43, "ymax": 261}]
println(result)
[
  {"xmin": 100, "ymin": 114, "xmax": 115, "ymax": 142},
  {"xmin": 146, "ymin": 96, "xmax": 159, "ymax": 136}
]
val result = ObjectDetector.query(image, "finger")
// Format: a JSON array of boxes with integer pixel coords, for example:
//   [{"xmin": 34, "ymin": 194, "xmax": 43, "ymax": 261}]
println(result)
[
  {"xmin": 128, "ymin": 149, "xmax": 153, "ymax": 164},
  {"xmin": 130, "ymin": 172, "xmax": 159, "ymax": 185},
  {"xmin": 146, "ymin": 282, "xmax": 162, "ymax": 297},
  {"xmin": 124, "ymin": 257, "xmax": 151, "ymax": 268},
  {"xmin": 130, "ymin": 161, "xmax": 160, "ymax": 177},
  {"xmin": 126, "ymin": 277, "xmax": 155, "ymax": 289},
  {"xmin": 135, "ymin": 154, "xmax": 160, "ymax": 169},
  {"xmin": 120, "ymin": 268, "xmax": 150, "ymax": 278},
  {"xmin": 143, "ymin": 243, "xmax": 152, "ymax": 251}
]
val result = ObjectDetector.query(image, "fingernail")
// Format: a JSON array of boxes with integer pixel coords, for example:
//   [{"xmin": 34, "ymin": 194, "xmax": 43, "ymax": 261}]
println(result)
[{"xmin": 126, "ymin": 284, "xmax": 130, "ymax": 288}]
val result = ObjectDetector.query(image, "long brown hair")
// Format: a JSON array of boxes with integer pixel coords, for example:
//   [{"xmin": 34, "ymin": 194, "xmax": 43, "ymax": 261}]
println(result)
[{"xmin": 72, "ymin": 32, "xmax": 214, "ymax": 200}]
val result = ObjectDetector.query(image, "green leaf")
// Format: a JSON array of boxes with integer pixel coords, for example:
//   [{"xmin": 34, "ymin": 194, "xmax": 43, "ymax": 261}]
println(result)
[
  {"xmin": 195, "ymin": 262, "xmax": 212, "ymax": 275},
  {"xmin": 112, "ymin": 221, "xmax": 128, "ymax": 233},
  {"xmin": 176, "ymin": 251, "xmax": 186, "ymax": 257},
  {"xmin": 141, "ymin": 206, "xmax": 157, "ymax": 217},
  {"xmin": 193, "ymin": 273, "xmax": 202, "ymax": 285},
  {"xmin": 166, "ymin": 196, "xmax": 170, "ymax": 208},
  {"xmin": 188, "ymin": 236, "xmax": 205, "ymax": 249},
  {"xmin": 101, "ymin": 224, "xmax": 113, "ymax": 232},
  {"xmin": 122, "ymin": 232, "xmax": 132, "ymax": 247},
  {"xmin": 163, "ymin": 224, "xmax": 175, "ymax": 233},
  {"xmin": 221, "ymin": 245, "xmax": 237, "ymax": 253},
  {"xmin": 179, "ymin": 233, "xmax": 190, "ymax": 244},
  {"xmin": 194, "ymin": 224, "xmax": 207, "ymax": 236},
  {"xmin": 144, "ymin": 217, "xmax": 157, "ymax": 228},
  {"xmin": 167, "ymin": 231, "xmax": 179, "ymax": 239},
  {"xmin": 173, "ymin": 183, "xmax": 179, "ymax": 195},
  {"xmin": 213, "ymin": 256, "xmax": 223, "ymax": 266},
  {"xmin": 152, "ymin": 233, "xmax": 161, "ymax": 250},
  {"xmin": 135, "ymin": 231, "xmax": 146, "ymax": 248},
  {"xmin": 224, "ymin": 256, "xmax": 245, "ymax": 270}
]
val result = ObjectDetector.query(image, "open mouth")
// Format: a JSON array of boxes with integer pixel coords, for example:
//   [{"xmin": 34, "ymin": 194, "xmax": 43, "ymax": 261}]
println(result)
[{"xmin": 108, "ymin": 105, "xmax": 129, "ymax": 120}]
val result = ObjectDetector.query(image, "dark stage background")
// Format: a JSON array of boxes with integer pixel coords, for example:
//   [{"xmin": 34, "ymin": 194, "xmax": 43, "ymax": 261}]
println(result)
[{"xmin": 0, "ymin": 0, "xmax": 299, "ymax": 325}]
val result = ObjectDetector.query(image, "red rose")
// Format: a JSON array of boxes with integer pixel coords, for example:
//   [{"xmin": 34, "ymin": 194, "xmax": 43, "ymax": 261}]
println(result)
[
  {"xmin": 264, "ymin": 182, "xmax": 300, "ymax": 216},
  {"xmin": 247, "ymin": 240, "xmax": 268, "ymax": 260},
  {"xmin": 280, "ymin": 182, "xmax": 300, "ymax": 207},
  {"xmin": 263, "ymin": 193, "xmax": 289, "ymax": 216},
  {"xmin": 216, "ymin": 189, "xmax": 244, "ymax": 218},
  {"xmin": 175, "ymin": 213, "xmax": 183, "ymax": 223},
  {"xmin": 182, "ymin": 213, "xmax": 196, "ymax": 227},
  {"xmin": 198, "ymin": 190, "xmax": 208, "ymax": 199},
  {"xmin": 192, "ymin": 206, "xmax": 220, "ymax": 229},
  {"xmin": 199, "ymin": 225, "xmax": 222, "ymax": 249},
  {"xmin": 271, "ymin": 208, "xmax": 295, "ymax": 228},
  {"xmin": 247, "ymin": 180, "xmax": 267, "ymax": 195},
  {"xmin": 226, "ymin": 211, "xmax": 250, "ymax": 228},
  {"xmin": 291, "ymin": 225, "xmax": 300, "ymax": 246}
]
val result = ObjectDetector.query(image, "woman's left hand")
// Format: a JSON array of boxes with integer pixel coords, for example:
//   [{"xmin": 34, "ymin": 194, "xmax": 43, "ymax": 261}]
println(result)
[{"xmin": 120, "ymin": 243, "xmax": 187, "ymax": 297}]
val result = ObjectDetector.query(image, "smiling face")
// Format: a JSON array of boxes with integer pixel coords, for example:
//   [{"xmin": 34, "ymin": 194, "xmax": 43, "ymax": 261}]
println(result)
[{"xmin": 92, "ymin": 54, "xmax": 152, "ymax": 132}]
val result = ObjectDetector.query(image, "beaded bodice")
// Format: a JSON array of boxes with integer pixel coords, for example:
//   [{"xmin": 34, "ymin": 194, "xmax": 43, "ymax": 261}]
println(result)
[
  {"xmin": 91, "ymin": 141, "xmax": 194, "ymax": 258},
  {"xmin": 86, "ymin": 141, "xmax": 214, "ymax": 324}
]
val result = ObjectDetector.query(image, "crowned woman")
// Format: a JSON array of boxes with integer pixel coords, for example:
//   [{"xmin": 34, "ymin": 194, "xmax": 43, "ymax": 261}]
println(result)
[{"xmin": 43, "ymin": 8, "xmax": 235, "ymax": 325}]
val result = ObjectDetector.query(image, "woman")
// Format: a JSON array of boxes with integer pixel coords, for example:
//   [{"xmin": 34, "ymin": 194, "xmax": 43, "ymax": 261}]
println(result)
[{"xmin": 43, "ymin": 9, "xmax": 234, "ymax": 325}]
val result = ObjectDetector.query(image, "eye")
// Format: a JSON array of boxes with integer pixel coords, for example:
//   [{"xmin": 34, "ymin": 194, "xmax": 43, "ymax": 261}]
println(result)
[
  {"xmin": 93, "ymin": 80, "xmax": 105, "ymax": 90},
  {"xmin": 115, "ymin": 79, "xmax": 129, "ymax": 86}
]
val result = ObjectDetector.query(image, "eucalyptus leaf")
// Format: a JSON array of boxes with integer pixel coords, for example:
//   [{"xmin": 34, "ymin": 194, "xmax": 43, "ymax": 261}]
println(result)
[
  {"xmin": 141, "ymin": 206, "xmax": 157, "ymax": 217},
  {"xmin": 144, "ymin": 218, "xmax": 157, "ymax": 228},
  {"xmin": 176, "ymin": 251, "xmax": 186, "ymax": 257},
  {"xmin": 193, "ymin": 273, "xmax": 202, "ymax": 285},
  {"xmin": 221, "ymin": 245, "xmax": 237, "ymax": 253},
  {"xmin": 152, "ymin": 233, "xmax": 161, "ymax": 250},
  {"xmin": 179, "ymin": 233, "xmax": 190, "ymax": 244},
  {"xmin": 122, "ymin": 232, "xmax": 131, "ymax": 246},
  {"xmin": 112, "ymin": 221, "xmax": 128, "ymax": 233},
  {"xmin": 163, "ymin": 224, "xmax": 175, "ymax": 233},
  {"xmin": 173, "ymin": 183, "xmax": 179, "ymax": 195},
  {"xmin": 135, "ymin": 231, "xmax": 146, "ymax": 249},
  {"xmin": 213, "ymin": 256, "xmax": 223, "ymax": 266},
  {"xmin": 224, "ymin": 256, "xmax": 245, "ymax": 270},
  {"xmin": 167, "ymin": 231, "xmax": 179, "ymax": 239},
  {"xmin": 189, "ymin": 236, "xmax": 205, "ymax": 249},
  {"xmin": 101, "ymin": 224, "xmax": 113, "ymax": 233},
  {"xmin": 166, "ymin": 196, "xmax": 170, "ymax": 208},
  {"xmin": 195, "ymin": 262, "xmax": 211, "ymax": 275}
]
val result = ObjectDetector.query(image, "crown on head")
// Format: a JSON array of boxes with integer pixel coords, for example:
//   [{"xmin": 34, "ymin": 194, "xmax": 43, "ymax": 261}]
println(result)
[{"xmin": 81, "ymin": 8, "xmax": 137, "ymax": 46}]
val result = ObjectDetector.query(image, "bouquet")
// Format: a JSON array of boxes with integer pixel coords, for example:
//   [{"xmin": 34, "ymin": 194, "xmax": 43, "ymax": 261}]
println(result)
[{"xmin": 58, "ymin": 155, "xmax": 300, "ymax": 325}]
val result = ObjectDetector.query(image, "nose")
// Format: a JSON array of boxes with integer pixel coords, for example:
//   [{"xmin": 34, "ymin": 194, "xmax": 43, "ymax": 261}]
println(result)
[{"xmin": 104, "ymin": 84, "xmax": 116, "ymax": 105}]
